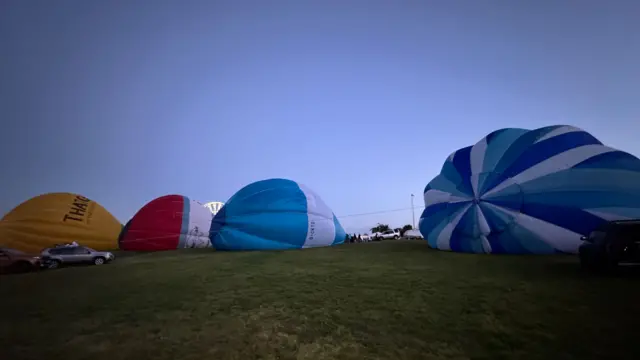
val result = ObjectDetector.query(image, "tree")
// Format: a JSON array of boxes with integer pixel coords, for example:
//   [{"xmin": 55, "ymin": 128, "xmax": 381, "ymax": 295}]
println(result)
[
  {"xmin": 400, "ymin": 224, "xmax": 413, "ymax": 237},
  {"xmin": 370, "ymin": 223, "xmax": 390, "ymax": 233}
]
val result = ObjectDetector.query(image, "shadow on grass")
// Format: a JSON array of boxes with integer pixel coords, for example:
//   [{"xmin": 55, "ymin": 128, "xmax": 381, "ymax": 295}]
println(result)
[
  {"xmin": 404, "ymin": 241, "xmax": 640, "ymax": 281},
  {"xmin": 508, "ymin": 254, "xmax": 640, "ymax": 280}
]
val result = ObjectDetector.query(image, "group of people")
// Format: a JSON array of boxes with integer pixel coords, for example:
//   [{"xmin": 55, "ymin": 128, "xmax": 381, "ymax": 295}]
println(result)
[
  {"xmin": 53, "ymin": 241, "xmax": 79, "ymax": 248},
  {"xmin": 344, "ymin": 234, "xmax": 368, "ymax": 243}
]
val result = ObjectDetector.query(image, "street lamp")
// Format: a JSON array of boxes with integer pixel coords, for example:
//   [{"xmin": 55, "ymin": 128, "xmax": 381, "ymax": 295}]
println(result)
[{"xmin": 411, "ymin": 194, "xmax": 416, "ymax": 229}]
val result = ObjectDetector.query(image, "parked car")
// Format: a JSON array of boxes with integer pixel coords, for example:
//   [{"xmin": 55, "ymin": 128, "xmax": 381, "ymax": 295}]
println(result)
[
  {"xmin": 579, "ymin": 219, "xmax": 640, "ymax": 272},
  {"xmin": 41, "ymin": 246, "xmax": 115, "ymax": 269},
  {"xmin": 373, "ymin": 230, "xmax": 400, "ymax": 240},
  {"xmin": 361, "ymin": 234, "xmax": 371, "ymax": 242},
  {"xmin": 403, "ymin": 229, "xmax": 424, "ymax": 239},
  {"xmin": 0, "ymin": 248, "xmax": 42, "ymax": 274}
]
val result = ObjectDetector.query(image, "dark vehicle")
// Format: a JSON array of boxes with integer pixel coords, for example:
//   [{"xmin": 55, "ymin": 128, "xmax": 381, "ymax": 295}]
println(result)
[
  {"xmin": 41, "ymin": 246, "xmax": 115, "ymax": 269},
  {"xmin": 579, "ymin": 220, "xmax": 640, "ymax": 272},
  {"xmin": 0, "ymin": 248, "xmax": 41, "ymax": 274}
]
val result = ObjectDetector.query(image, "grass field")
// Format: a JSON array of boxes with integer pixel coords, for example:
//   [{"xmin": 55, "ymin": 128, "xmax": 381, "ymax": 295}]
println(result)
[{"xmin": 2, "ymin": 240, "xmax": 639, "ymax": 360}]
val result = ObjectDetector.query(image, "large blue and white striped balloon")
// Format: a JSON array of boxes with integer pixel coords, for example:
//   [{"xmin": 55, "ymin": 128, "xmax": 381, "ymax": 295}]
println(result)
[
  {"xmin": 419, "ymin": 125, "xmax": 640, "ymax": 254},
  {"xmin": 209, "ymin": 178, "xmax": 346, "ymax": 251}
]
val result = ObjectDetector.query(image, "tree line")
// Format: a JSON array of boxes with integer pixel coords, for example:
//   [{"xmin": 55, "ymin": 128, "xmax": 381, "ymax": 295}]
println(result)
[{"xmin": 370, "ymin": 223, "xmax": 414, "ymax": 236}]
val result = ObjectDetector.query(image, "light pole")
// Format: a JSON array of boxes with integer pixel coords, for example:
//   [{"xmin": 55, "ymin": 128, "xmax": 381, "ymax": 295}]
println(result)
[{"xmin": 411, "ymin": 194, "xmax": 416, "ymax": 229}]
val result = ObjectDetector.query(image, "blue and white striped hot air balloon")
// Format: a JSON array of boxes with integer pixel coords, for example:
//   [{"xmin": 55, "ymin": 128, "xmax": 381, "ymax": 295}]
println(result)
[
  {"xmin": 209, "ymin": 178, "xmax": 346, "ymax": 250},
  {"xmin": 419, "ymin": 125, "xmax": 640, "ymax": 254}
]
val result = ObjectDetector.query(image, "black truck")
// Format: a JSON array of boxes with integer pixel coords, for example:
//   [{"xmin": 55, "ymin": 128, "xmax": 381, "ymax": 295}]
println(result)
[{"xmin": 579, "ymin": 219, "xmax": 640, "ymax": 273}]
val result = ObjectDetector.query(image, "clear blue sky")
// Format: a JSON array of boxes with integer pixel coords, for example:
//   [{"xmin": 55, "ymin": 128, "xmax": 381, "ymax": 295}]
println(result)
[{"xmin": 1, "ymin": 1, "xmax": 639, "ymax": 234}]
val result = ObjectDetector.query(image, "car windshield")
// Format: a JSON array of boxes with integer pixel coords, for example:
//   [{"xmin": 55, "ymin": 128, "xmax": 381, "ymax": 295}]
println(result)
[
  {"xmin": 84, "ymin": 247, "xmax": 96, "ymax": 252},
  {"xmin": 588, "ymin": 230, "xmax": 607, "ymax": 244}
]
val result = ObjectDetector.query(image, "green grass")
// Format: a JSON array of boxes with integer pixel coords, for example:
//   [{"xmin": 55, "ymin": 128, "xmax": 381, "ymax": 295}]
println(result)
[{"xmin": 2, "ymin": 241, "xmax": 639, "ymax": 360}]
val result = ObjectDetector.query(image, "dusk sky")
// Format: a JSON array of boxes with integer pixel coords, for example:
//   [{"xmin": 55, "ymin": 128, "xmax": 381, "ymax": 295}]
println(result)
[{"xmin": 1, "ymin": 1, "xmax": 639, "ymax": 234}]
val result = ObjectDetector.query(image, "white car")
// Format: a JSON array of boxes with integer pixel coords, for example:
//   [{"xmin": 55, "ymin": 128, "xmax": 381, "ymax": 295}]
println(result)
[
  {"xmin": 403, "ymin": 229, "xmax": 424, "ymax": 239},
  {"xmin": 361, "ymin": 234, "xmax": 371, "ymax": 242},
  {"xmin": 373, "ymin": 230, "xmax": 400, "ymax": 240}
]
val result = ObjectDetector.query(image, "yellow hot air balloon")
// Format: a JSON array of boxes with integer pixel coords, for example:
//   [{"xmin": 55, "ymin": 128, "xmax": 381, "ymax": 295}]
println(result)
[{"xmin": 0, "ymin": 193, "xmax": 122, "ymax": 253}]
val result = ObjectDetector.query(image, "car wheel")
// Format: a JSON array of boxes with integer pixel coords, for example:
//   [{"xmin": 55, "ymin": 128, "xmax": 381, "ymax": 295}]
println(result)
[
  {"xmin": 48, "ymin": 260, "xmax": 61, "ymax": 269},
  {"xmin": 394, "ymin": 235, "xmax": 399, "ymax": 240},
  {"xmin": 93, "ymin": 257, "xmax": 106, "ymax": 265}
]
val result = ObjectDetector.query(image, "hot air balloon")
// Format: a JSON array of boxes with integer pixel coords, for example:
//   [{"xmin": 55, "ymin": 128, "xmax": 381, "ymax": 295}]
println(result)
[
  {"xmin": 203, "ymin": 201, "xmax": 225, "ymax": 215},
  {"xmin": 119, "ymin": 195, "xmax": 213, "ymax": 251},
  {"xmin": 0, "ymin": 193, "xmax": 122, "ymax": 253},
  {"xmin": 419, "ymin": 125, "xmax": 640, "ymax": 254},
  {"xmin": 210, "ymin": 178, "xmax": 346, "ymax": 250}
]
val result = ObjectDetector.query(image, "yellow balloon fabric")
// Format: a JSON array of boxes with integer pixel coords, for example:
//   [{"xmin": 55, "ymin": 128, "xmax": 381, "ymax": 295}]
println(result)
[{"xmin": 0, "ymin": 193, "xmax": 122, "ymax": 253}]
